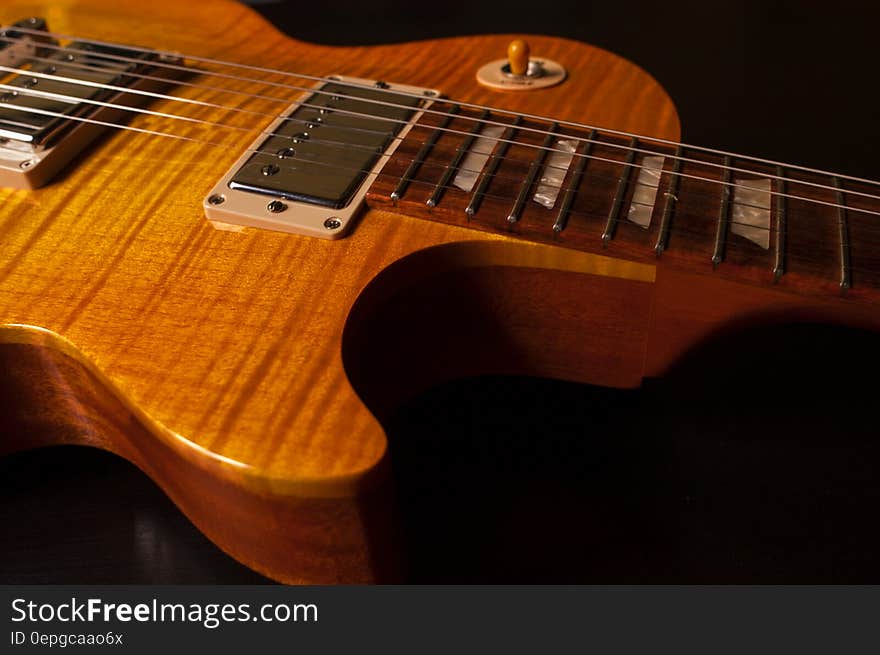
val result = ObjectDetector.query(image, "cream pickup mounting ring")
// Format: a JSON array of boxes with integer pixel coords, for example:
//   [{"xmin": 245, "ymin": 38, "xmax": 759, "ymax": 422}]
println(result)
[
  {"xmin": 0, "ymin": 18, "xmax": 185, "ymax": 189},
  {"xmin": 476, "ymin": 39, "xmax": 567, "ymax": 92},
  {"xmin": 204, "ymin": 75, "xmax": 440, "ymax": 239}
]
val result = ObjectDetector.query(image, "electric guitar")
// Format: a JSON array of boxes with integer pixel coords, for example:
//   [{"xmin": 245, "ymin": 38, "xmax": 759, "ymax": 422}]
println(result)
[{"xmin": 1, "ymin": 0, "xmax": 878, "ymax": 584}]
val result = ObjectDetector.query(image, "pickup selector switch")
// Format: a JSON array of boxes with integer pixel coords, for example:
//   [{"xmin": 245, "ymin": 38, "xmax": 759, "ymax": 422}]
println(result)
[{"xmin": 476, "ymin": 39, "xmax": 567, "ymax": 91}]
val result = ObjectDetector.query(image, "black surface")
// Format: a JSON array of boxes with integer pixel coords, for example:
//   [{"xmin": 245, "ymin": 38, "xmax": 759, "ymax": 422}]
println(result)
[
  {"xmin": 256, "ymin": 0, "xmax": 880, "ymax": 179},
  {"xmin": 0, "ymin": 448, "xmax": 269, "ymax": 583},
  {"xmin": 2, "ymin": 0, "xmax": 880, "ymax": 584},
  {"xmin": 391, "ymin": 325, "xmax": 880, "ymax": 583}
]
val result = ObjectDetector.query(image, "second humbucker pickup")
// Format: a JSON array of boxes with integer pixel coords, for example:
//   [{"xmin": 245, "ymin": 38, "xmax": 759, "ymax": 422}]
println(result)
[{"xmin": 0, "ymin": 19, "xmax": 185, "ymax": 189}]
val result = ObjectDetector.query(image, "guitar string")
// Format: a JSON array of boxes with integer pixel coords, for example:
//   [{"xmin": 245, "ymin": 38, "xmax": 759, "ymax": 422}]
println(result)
[
  {"xmin": 10, "ymin": 27, "xmax": 880, "ymax": 193},
  {"xmin": 4, "ymin": 30, "xmax": 880, "ymax": 206},
  {"xmin": 2, "ymin": 41, "xmax": 880, "ymax": 224},
  {"xmin": 3, "ymin": 35, "xmax": 880, "ymax": 212},
  {"xmin": 3, "ymin": 49, "xmax": 876, "ymax": 225},
  {"xmin": 3, "ymin": 100, "xmax": 876, "ymax": 281},
  {"xmin": 1, "ymin": 70, "xmax": 876, "ymax": 279},
  {"xmin": 1, "ymin": 36, "xmax": 876, "ymax": 276},
  {"xmin": 0, "ymin": 99, "xmax": 772, "ymax": 229},
  {"xmin": 4, "ymin": 92, "xmax": 876, "ymax": 246},
  {"xmin": 0, "ymin": 80, "xmax": 816, "ymax": 221},
  {"xmin": 1, "ymin": 49, "xmax": 857, "ymax": 211},
  {"xmin": 2, "ymin": 93, "xmax": 877, "ymax": 275},
  {"xmin": 1, "ymin": 35, "xmax": 856, "ymax": 205},
  {"xmin": 2, "ymin": 67, "xmax": 878, "ymax": 230},
  {"xmin": 0, "ymin": 53, "xmax": 408, "ymax": 141}
]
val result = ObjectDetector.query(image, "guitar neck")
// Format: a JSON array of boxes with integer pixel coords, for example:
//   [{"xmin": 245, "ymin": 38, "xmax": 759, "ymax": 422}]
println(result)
[
  {"xmin": 2, "ymin": 21, "xmax": 879, "ymax": 305},
  {"xmin": 367, "ymin": 104, "xmax": 880, "ymax": 302}
]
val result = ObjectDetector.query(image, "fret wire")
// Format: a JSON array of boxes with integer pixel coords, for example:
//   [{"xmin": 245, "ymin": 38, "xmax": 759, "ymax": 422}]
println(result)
[
  {"xmin": 412, "ymin": 155, "xmax": 869, "ymax": 274},
  {"xmin": 0, "ymin": 94, "xmax": 827, "ymax": 228},
  {"xmin": 553, "ymin": 131, "xmax": 595, "ymax": 234},
  {"xmin": 427, "ymin": 109, "xmax": 490, "ymax": 208},
  {"xmin": 596, "ymin": 202, "xmax": 863, "ymax": 277},
  {"xmin": 711, "ymin": 156, "xmax": 734, "ymax": 267},
  {"xmin": 773, "ymin": 165, "xmax": 787, "ymax": 281},
  {"xmin": 6, "ymin": 31, "xmax": 880, "ymax": 210},
  {"xmin": 602, "ymin": 137, "xmax": 638, "ymax": 245},
  {"xmin": 2, "ymin": 100, "xmax": 877, "ymax": 280},
  {"xmin": 10, "ymin": 74, "xmax": 868, "ymax": 226},
  {"xmin": 0, "ymin": 45, "xmax": 872, "ymax": 266},
  {"xmin": 654, "ymin": 146, "xmax": 683, "ymax": 255},
  {"xmin": 833, "ymin": 177, "xmax": 852, "ymax": 292},
  {"xmin": 8, "ymin": 95, "xmax": 880, "ymax": 254},
  {"xmin": 4, "ymin": 60, "xmax": 880, "ymax": 225},
  {"xmin": 465, "ymin": 116, "xmax": 522, "ymax": 218},
  {"xmin": 0, "ymin": 70, "xmax": 860, "ymax": 251},
  {"xmin": 508, "ymin": 122, "xmax": 559, "ymax": 225},
  {"xmin": 598, "ymin": 197, "xmax": 864, "ymax": 278},
  {"xmin": 391, "ymin": 104, "xmax": 461, "ymax": 201},
  {"xmin": 8, "ymin": 59, "xmax": 873, "ymax": 288}
]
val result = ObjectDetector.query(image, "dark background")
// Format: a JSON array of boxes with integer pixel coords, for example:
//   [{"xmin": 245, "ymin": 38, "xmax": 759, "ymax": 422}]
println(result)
[{"xmin": 2, "ymin": 0, "xmax": 880, "ymax": 583}]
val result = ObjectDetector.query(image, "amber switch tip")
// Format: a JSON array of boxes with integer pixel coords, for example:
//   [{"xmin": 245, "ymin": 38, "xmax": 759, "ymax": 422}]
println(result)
[{"xmin": 507, "ymin": 39, "xmax": 530, "ymax": 76}]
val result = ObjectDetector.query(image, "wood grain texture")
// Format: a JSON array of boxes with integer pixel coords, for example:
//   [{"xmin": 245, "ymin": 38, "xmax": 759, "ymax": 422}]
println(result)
[
  {"xmin": 0, "ymin": 0, "xmax": 680, "ymax": 582},
  {"xmin": 370, "ymin": 110, "xmax": 880, "ymax": 303}
]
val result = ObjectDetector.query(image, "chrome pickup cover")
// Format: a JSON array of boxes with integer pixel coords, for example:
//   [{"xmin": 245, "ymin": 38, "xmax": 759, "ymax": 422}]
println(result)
[
  {"xmin": 204, "ymin": 76, "xmax": 439, "ymax": 239},
  {"xmin": 0, "ymin": 43, "xmax": 158, "ymax": 148},
  {"xmin": 0, "ymin": 17, "xmax": 52, "ymax": 71},
  {"xmin": 0, "ymin": 27, "xmax": 183, "ymax": 190}
]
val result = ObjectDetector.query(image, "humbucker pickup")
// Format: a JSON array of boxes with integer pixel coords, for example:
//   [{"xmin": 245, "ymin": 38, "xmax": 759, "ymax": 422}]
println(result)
[
  {"xmin": 0, "ymin": 18, "xmax": 55, "ymax": 69},
  {"xmin": 0, "ymin": 43, "xmax": 160, "ymax": 147},
  {"xmin": 204, "ymin": 76, "xmax": 439, "ymax": 239},
  {"xmin": 0, "ymin": 18, "xmax": 184, "ymax": 189}
]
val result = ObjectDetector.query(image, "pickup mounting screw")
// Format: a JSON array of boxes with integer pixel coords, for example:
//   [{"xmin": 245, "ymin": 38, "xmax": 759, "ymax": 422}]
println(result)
[
  {"xmin": 208, "ymin": 194, "xmax": 225, "ymax": 205},
  {"xmin": 374, "ymin": 81, "xmax": 390, "ymax": 89},
  {"xmin": 324, "ymin": 217, "xmax": 342, "ymax": 230},
  {"xmin": 424, "ymin": 90, "xmax": 438, "ymax": 97},
  {"xmin": 19, "ymin": 159, "xmax": 33, "ymax": 169},
  {"xmin": 267, "ymin": 200, "xmax": 287, "ymax": 213}
]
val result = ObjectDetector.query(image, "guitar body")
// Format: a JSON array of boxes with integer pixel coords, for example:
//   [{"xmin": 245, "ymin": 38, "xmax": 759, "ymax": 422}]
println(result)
[{"xmin": 1, "ymin": 0, "xmax": 876, "ymax": 583}]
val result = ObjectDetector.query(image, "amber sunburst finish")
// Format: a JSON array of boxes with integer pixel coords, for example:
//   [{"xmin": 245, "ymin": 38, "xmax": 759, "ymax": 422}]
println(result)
[{"xmin": 6, "ymin": 0, "xmax": 868, "ymax": 584}]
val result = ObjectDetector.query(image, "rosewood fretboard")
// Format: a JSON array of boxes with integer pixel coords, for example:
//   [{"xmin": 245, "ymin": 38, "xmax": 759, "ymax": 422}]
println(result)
[{"xmin": 367, "ymin": 102, "xmax": 880, "ymax": 301}]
